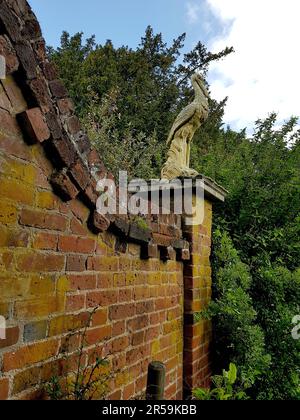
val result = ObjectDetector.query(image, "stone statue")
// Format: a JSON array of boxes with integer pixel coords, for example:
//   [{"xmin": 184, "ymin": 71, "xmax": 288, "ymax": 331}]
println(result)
[{"xmin": 161, "ymin": 73, "xmax": 209, "ymax": 180}]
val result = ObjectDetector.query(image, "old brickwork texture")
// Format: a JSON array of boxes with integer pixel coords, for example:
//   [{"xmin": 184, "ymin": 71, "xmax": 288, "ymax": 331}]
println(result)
[{"xmin": 0, "ymin": 0, "xmax": 220, "ymax": 400}]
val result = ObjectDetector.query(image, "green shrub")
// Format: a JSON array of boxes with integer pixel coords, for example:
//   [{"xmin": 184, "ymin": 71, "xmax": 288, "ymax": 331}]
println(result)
[
  {"xmin": 206, "ymin": 230, "xmax": 271, "ymax": 389},
  {"xmin": 193, "ymin": 363, "xmax": 248, "ymax": 400},
  {"xmin": 251, "ymin": 267, "xmax": 300, "ymax": 399}
]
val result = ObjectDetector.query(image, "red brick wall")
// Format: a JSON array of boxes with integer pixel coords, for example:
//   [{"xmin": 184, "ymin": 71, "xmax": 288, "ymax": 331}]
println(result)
[
  {"xmin": 183, "ymin": 200, "xmax": 213, "ymax": 397},
  {"xmin": 0, "ymin": 76, "xmax": 185, "ymax": 400}
]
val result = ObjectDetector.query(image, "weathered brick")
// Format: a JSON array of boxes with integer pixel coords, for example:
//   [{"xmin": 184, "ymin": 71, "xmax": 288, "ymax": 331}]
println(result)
[
  {"xmin": 23, "ymin": 320, "xmax": 47, "ymax": 343},
  {"xmin": 19, "ymin": 209, "xmax": 68, "ymax": 231},
  {"xmin": 58, "ymin": 235, "xmax": 95, "ymax": 254},
  {"xmin": 136, "ymin": 301, "xmax": 154, "ymax": 315},
  {"xmin": 17, "ymin": 108, "xmax": 50, "ymax": 143},
  {"xmin": 21, "ymin": 15, "xmax": 42, "ymax": 40},
  {"xmin": 126, "ymin": 344, "xmax": 149, "ymax": 365},
  {"xmin": 152, "ymin": 233, "xmax": 173, "ymax": 248},
  {"xmin": 66, "ymin": 255, "xmax": 87, "ymax": 272},
  {"xmin": 70, "ymin": 200, "xmax": 90, "ymax": 222},
  {"xmin": 111, "ymin": 336, "xmax": 130, "ymax": 354},
  {"xmin": 86, "ymin": 290, "xmax": 118, "ymax": 308},
  {"xmin": 0, "ymin": 200, "xmax": 17, "ymax": 224},
  {"xmin": 50, "ymin": 137, "xmax": 77, "ymax": 167},
  {"xmin": 0, "ymin": 378, "xmax": 9, "ymax": 400},
  {"xmin": 85, "ymin": 325, "xmax": 111, "ymax": 346},
  {"xmin": 0, "ymin": 107, "xmax": 23, "ymax": 138},
  {"xmin": 132, "ymin": 331, "xmax": 145, "ymax": 346},
  {"xmin": 48, "ymin": 79, "xmax": 67, "ymax": 99},
  {"xmin": 0, "ymin": 155, "xmax": 35, "ymax": 184},
  {"xmin": 109, "ymin": 304, "xmax": 136, "ymax": 321},
  {"xmin": 87, "ymin": 256, "xmax": 119, "ymax": 271},
  {"xmin": 32, "ymin": 232, "xmax": 58, "ymax": 251},
  {"xmin": 28, "ymin": 77, "xmax": 52, "ymax": 113},
  {"xmin": 141, "ymin": 243, "xmax": 158, "ymax": 259},
  {"xmin": 136, "ymin": 374, "xmax": 147, "ymax": 394},
  {"xmin": 2, "ymin": 76, "xmax": 27, "ymax": 115},
  {"xmin": 68, "ymin": 159, "xmax": 90, "ymax": 190},
  {"xmin": 127, "ymin": 315, "xmax": 149, "ymax": 333},
  {"xmin": 3, "ymin": 339, "xmax": 59, "ymax": 371},
  {"xmin": 0, "ymin": 176, "xmax": 35, "ymax": 205},
  {"xmin": 66, "ymin": 294, "xmax": 85, "ymax": 311},
  {"xmin": 90, "ymin": 211, "xmax": 111, "ymax": 233},
  {"xmin": 42, "ymin": 61, "xmax": 58, "ymax": 81},
  {"xmin": 44, "ymin": 110, "xmax": 62, "ymax": 139},
  {"xmin": 97, "ymin": 273, "xmax": 114, "ymax": 289},
  {"xmin": 0, "ymin": 35, "xmax": 19, "ymax": 74},
  {"xmin": 32, "ymin": 39, "xmax": 47, "ymax": 64},
  {"xmin": 113, "ymin": 273, "xmax": 126, "ymax": 287},
  {"xmin": 66, "ymin": 115, "xmax": 81, "ymax": 135},
  {"xmin": 0, "ymin": 326, "xmax": 19, "ymax": 349},
  {"xmin": 68, "ymin": 274, "xmax": 97, "ymax": 291},
  {"xmin": 57, "ymin": 98, "xmax": 74, "ymax": 115},
  {"xmin": 14, "ymin": 295, "xmax": 64, "ymax": 320},
  {"xmin": 14, "ymin": 41, "xmax": 37, "ymax": 79},
  {"xmin": 35, "ymin": 191, "xmax": 59, "ymax": 210},
  {"xmin": 119, "ymin": 288, "xmax": 133, "ymax": 303},
  {"xmin": 49, "ymin": 312, "xmax": 89, "ymax": 337},
  {"xmin": 60, "ymin": 334, "xmax": 81, "ymax": 354},
  {"xmin": 0, "ymin": 83, "xmax": 12, "ymax": 112},
  {"xmin": 12, "ymin": 366, "xmax": 40, "ymax": 395},
  {"xmin": 128, "ymin": 222, "xmax": 151, "ymax": 244},
  {"xmin": 91, "ymin": 308, "xmax": 108, "ymax": 327},
  {"xmin": 134, "ymin": 287, "xmax": 150, "ymax": 301},
  {"xmin": 108, "ymin": 389, "xmax": 122, "ymax": 400},
  {"xmin": 123, "ymin": 382, "xmax": 135, "ymax": 400},
  {"xmin": 0, "ymin": 131, "xmax": 30, "ymax": 161},
  {"xmin": 70, "ymin": 217, "xmax": 87, "ymax": 236},
  {"xmin": 16, "ymin": 252, "xmax": 65, "ymax": 272},
  {"xmin": 50, "ymin": 171, "xmax": 79, "ymax": 201},
  {"xmin": 0, "ymin": 272, "xmax": 30, "ymax": 300}
]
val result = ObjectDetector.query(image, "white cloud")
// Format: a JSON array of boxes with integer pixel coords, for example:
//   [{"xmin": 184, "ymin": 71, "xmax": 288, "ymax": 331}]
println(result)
[
  {"xmin": 204, "ymin": 0, "xmax": 300, "ymax": 132},
  {"xmin": 186, "ymin": 2, "xmax": 201, "ymax": 24}
]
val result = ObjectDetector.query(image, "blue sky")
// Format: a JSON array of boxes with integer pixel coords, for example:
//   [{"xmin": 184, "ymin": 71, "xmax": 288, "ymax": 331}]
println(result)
[
  {"xmin": 28, "ymin": 0, "xmax": 300, "ymax": 133},
  {"xmin": 28, "ymin": 0, "xmax": 221, "ymax": 51}
]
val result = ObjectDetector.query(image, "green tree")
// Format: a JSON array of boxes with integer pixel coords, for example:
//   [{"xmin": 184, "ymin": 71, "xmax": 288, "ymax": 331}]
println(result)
[{"xmin": 48, "ymin": 27, "xmax": 232, "ymax": 146}]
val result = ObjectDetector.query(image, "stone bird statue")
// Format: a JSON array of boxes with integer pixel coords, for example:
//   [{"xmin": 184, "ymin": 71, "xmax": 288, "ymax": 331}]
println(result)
[{"xmin": 161, "ymin": 73, "xmax": 209, "ymax": 180}]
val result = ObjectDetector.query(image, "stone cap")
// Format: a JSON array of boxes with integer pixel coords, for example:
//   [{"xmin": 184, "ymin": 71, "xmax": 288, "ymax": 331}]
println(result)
[{"xmin": 129, "ymin": 175, "xmax": 228, "ymax": 203}]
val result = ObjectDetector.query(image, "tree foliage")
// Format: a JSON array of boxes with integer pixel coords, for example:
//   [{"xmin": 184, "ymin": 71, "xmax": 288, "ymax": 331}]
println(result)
[{"xmin": 48, "ymin": 29, "xmax": 232, "ymax": 143}]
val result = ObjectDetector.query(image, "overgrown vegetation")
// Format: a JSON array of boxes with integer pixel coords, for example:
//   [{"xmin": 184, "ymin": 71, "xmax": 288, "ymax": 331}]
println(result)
[
  {"xmin": 193, "ymin": 363, "xmax": 248, "ymax": 400},
  {"xmin": 48, "ymin": 28, "xmax": 300, "ymax": 400},
  {"xmin": 206, "ymin": 230, "xmax": 271, "ymax": 388}
]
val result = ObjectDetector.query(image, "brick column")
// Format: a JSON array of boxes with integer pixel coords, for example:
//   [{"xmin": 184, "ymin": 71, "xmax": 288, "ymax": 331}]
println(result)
[{"xmin": 181, "ymin": 176, "xmax": 227, "ymax": 397}]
